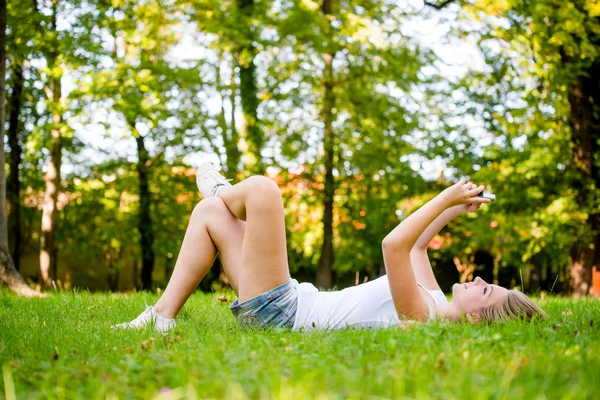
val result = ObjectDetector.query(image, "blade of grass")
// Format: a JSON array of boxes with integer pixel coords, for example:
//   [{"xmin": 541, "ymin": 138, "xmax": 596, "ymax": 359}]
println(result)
[
  {"xmin": 519, "ymin": 268, "xmax": 524, "ymax": 291},
  {"xmin": 2, "ymin": 364, "xmax": 16, "ymax": 400},
  {"xmin": 550, "ymin": 275, "xmax": 559, "ymax": 294}
]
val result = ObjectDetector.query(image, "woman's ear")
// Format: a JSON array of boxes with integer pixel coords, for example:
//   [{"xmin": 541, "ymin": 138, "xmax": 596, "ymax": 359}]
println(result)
[{"xmin": 466, "ymin": 313, "xmax": 481, "ymax": 324}]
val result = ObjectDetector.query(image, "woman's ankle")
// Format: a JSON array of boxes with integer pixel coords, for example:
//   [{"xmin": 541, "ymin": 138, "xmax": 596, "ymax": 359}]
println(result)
[
  {"xmin": 215, "ymin": 185, "xmax": 229, "ymax": 198},
  {"xmin": 152, "ymin": 304, "xmax": 176, "ymax": 320}
]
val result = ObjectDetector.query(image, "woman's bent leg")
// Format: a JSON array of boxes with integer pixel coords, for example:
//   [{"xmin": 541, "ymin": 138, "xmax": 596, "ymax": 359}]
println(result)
[
  {"xmin": 218, "ymin": 176, "xmax": 290, "ymax": 303},
  {"xmin": 154, "ymin": 197, "xmax": 245, "ymax": 318}
]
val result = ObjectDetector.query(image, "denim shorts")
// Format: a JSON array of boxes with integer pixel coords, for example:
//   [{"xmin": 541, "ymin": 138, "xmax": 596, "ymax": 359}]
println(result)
[{"xmin": 229, "ymin": 279, "xmax": 298, "ymax": 329}]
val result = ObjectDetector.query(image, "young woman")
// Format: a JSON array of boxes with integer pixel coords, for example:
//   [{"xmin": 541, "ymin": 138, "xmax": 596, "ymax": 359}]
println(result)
[{"xmin": 115, "ymin": 163, "xmax": 545, "ymax": 332}]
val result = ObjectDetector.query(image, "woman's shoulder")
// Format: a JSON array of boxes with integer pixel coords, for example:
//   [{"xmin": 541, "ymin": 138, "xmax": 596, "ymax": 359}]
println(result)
[{"xmin": 417, "ymin": 283, "xmax": 448, "ymax": 305}]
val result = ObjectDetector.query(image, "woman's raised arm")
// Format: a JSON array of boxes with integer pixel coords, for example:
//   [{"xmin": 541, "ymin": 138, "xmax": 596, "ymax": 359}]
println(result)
[
  {"xmin": 411, "ymin": 202, "xmax": 483, "ymax": 290},
  {"xmin": 410, "ymin": 206, "xmax": 461, "ymax": 291},
  {"xmin": 382, "ymin": 180, "xmax": 489, "ymax": 320}
]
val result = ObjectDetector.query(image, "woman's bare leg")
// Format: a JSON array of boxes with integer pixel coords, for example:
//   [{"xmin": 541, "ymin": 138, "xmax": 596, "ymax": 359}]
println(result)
[
  {"xmin": 153, "ymin": 197, "xmax": 246, "ymax": 319},
  {"xmin": 217, "ymin": 175, "xmax": 290, "ymax": 303}
]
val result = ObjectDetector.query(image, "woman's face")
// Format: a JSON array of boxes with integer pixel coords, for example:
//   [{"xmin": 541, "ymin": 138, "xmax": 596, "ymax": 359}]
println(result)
[{"xmin": 451, "ymin": 277, "xmax": 509, "ymax": 315}]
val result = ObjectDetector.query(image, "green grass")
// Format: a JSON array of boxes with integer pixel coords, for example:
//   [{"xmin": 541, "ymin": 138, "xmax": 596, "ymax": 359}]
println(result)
[{"xmin": 0, "ymin": 290, "xmax": 599, "ymax": 400}]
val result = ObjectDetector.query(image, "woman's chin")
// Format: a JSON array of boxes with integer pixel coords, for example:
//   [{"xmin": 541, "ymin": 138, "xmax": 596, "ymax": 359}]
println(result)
[{"xmin": 451, "ymin": 283, "xmax": 460, "ymax": 294}]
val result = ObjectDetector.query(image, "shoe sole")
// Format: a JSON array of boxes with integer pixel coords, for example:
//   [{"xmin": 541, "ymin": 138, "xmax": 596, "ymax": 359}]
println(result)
[
  {"xmin": 196, "ymin": 162, "xmax": 216, "ymax": 176},
  {"xmin": 196, "ymin": 162, "xmax": 217, "ymax": 195}
]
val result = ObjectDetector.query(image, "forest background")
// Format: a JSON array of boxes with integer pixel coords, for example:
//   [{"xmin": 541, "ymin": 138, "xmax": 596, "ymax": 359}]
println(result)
[{"xmin": 1, "ymin": 0, "xmax": 599, "ymax": 297}]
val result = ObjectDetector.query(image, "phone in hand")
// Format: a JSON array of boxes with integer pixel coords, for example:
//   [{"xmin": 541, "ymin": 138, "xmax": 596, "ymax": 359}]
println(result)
[{"xmin": 476, "ymin": 192, "xmax": 496, "ymax": 202}]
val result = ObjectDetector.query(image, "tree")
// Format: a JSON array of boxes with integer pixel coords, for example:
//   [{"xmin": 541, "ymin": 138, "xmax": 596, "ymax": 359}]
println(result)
[
  {"xmin": 186, "ymin": 0, "xmax": 269, "ymax": 177},
  {"xmin": 6, "ymin": 42, "xmax": 24, "ymax": 271},
  {"xmin": 77, "ymin": 0, "xmax": 204, "ymax": 289},
  {"xmin": 0, "ymin": 0, "xmax": 41, "ymax": 296},
  {"xmin": 37, "ymin": 0, "xmax": 64, "ymax": 285},
  {"xmin": 235, "ymin": 0, "xmax": 265, "ymax": 174},
  {"xmin": 7, "ymin": 0, "xmax": 31, "ymax": 271},
  {"xmin": 315, "ymin": 0, "xmax": 335, "ymax": 288},
  {"xmin": 267, "ymin": 0, "xmax": 433, "ymax": 287},
  {"xmin": 459, "ymin": 0, "xmax": 600, "ymax": 295},
  {"xmin": 6, "ymin": 0, "xmax": 47, "ymax": 277}
]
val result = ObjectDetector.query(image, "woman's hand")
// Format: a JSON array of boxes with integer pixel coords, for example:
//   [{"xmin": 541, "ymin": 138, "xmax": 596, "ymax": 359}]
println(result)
[
  {"xmin": 457, "ymin": 202, "xmax": 482, "ymax": 213},
  {"xmin": 440, "ymin": 179, "xmax": 490, "ymax": 208}
]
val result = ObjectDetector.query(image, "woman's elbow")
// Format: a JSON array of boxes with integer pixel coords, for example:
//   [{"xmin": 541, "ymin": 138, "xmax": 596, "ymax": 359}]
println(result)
[
  {"xmin": 382, "ymin": 236, "xmax": 411, "ymax": 253},
  {"xmin": 411, "ymin": 242, "xmax": 428, "ymax": 253}
]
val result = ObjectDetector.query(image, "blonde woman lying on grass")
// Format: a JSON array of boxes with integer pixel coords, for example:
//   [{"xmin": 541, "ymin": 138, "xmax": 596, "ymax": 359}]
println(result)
[{"xmin": 115, "ymin": 163, "xmax": 545, "ymax": 332}]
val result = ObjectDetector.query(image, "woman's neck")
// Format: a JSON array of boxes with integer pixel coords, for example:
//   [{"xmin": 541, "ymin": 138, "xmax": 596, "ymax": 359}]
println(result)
[{"xmin": 433, "ymin": 301, "xmax": 464, "ymax": 322}]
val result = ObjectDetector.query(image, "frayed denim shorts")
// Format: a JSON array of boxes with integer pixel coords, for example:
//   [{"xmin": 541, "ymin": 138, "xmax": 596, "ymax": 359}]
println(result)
[{"xmin": 229, "ymin": 279, "xmax": 298, "ymax": 329}]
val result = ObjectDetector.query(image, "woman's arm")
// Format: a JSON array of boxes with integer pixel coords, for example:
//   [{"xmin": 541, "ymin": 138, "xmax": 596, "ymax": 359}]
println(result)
[
  {"xmin": 382, "ymin": 180, "xmax": 489, "ymax": 320},
  {"xmin": 414, "ymin": 206, "xmax": 461, "ymax": 250},
  {"xmin": 410, "ymin": 207, "xmax": 462, "ymax": 291},
  {"xmin": 411, "ymin": 203, "xmax": 483, "ymax": 290}
]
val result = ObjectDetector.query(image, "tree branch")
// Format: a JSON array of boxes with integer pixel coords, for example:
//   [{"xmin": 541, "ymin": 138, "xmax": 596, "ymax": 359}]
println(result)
[
  {"xmin": 145, "ymin": 151, "xmax": 164, "ymax": 169},
  {"xmin": 423, "ymin": 0, "xmax": 458, "ymax": 10},
  {"xmin": 199, "ymin": 125, "xmax": 226, "ymax": 171}
]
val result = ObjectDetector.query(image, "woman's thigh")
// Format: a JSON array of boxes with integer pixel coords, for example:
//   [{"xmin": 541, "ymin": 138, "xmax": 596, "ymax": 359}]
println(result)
[{"xmin": 237, "ymin": 177, "xmax": 290, "ymax": 303}]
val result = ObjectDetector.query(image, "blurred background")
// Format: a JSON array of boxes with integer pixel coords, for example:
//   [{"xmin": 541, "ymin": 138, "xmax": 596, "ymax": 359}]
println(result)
[{"xmin": 3, "ymin": 0, "xmax": 600, "ymax": 296}]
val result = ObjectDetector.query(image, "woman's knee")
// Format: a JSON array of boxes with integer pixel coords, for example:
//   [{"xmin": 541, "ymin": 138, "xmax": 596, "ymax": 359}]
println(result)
[
  {"xmin": 245, "ymin": 176, "xmax": 281, "ymax": 201},
  {"xmin": 192, "ymin": 197, "xmax": 228, "ymax": 221}
]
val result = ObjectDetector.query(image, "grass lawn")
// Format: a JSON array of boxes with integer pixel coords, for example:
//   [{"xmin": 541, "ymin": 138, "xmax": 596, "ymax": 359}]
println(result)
[{"xmin": 0, "ymin": 290, "xmax": 599, "ymax": 399}]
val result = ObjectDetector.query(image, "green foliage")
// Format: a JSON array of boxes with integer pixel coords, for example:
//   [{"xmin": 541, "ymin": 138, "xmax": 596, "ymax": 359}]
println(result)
[
  {"xmin": 7, "ymin": 0, "xmax": 600, "ymax": 292},
  {"xmin": 53, "ymin": 160, "xmax": 201, "ymax": 290},
  {"xmin": 435, "ymin": 0, "xmax": 600, "ymax": 291}
]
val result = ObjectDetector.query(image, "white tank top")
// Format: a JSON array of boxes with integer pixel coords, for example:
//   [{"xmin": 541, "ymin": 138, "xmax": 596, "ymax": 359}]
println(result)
[{"xmin": 291, "ymin": 275, "xmax": 448, "ymax": 331}]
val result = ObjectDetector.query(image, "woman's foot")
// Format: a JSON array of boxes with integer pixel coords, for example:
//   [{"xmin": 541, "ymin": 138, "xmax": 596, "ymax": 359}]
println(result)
[
  {"xmin": 196, "ymin": 162, "xmax": 232, "ymax": 198},
  {"xmin": 113, "ymin": 306, "xmax": 176, "ymax": 332}
]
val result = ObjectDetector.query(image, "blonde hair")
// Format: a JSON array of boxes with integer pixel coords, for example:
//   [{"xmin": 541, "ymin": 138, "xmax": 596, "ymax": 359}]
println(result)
[{"xmin": 478, "ymin": 290, "xmax": 546, "ymax": 323}]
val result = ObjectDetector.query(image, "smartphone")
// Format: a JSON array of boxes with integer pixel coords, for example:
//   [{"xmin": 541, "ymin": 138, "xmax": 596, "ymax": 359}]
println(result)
[{"xmin": 476, "ymin": 192, "xmax": 496, "ymax": 202}]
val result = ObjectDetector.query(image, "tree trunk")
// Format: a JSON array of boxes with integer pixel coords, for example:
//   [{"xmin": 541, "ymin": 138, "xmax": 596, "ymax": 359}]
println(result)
[
  {"xmin": 0, "ymin": 0, "xmax": 41, "ymax": 297},
  {"xmin": 225, "ymin": 62, "xmax": 241, "ymax": 176},
  {"xmin": 217, "ymin": 55, "xmax": 241, "ymax": 177},
  {"xmin": 39, "ymin": 0, "xmax": 62, "ymax": 286},
  {"xmin": 567, "ymin": 59, "xmax": 600, "ymax": 296},
  {"xmin": 0, "ymin": 0, "xmax": 6, "ymax": 257},
  {"xmin": 235, "ymin": 0, "xmax": 264, "ymax": 174},
  {"xmin": 315, "ymin": 0, "xmax": 335, "ymax": 289},
  {"xmin": 40, "ymin": 108, "xmax": 62, "ymax": 285},
  {"xmin": 0, "ymin": 243, "xmax": 41, "ymax": 296},
  {"xmin": 7, "ymin": 61, "xmax": 24, "ymax": 271},
  {"xmin": 134, "ymin": 128, "xmax": 156, "ymax": 290}
]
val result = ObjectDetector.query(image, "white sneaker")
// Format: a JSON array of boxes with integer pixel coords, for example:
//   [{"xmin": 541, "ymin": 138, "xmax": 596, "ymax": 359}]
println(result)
[
  {"xmin": 113, "ymin": 306, "xmax": 176, "ymax": 332},
  {"xmin": 196, "ymin": 162, "xmax": 232, "ymax": 198}
]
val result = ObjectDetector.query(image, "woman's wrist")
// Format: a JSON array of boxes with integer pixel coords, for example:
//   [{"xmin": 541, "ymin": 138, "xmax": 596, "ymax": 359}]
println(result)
[
  {"xmin": 448, "ymin": 205, "xmax": 463, "ymax": 216},
  {"xmin": 412, "ymin": 200, "xmax": 458, "ymax": 250},
  {"xmin": 437, "ymin": 191, "xmax": 457, "ymax": 210},
  {"xmin": 438, "ymin": 206, "xmax": 461, "ymax": 225}
]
